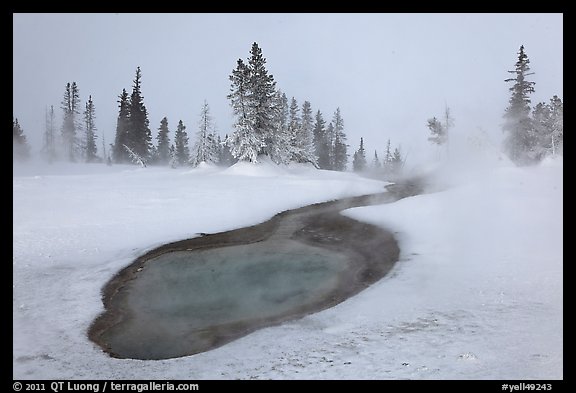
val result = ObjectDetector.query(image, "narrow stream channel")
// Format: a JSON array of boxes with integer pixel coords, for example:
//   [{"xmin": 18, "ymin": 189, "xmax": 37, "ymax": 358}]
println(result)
[{"xmin": 89, "ymin": 180, "xmax": 423, "ymax": 360}]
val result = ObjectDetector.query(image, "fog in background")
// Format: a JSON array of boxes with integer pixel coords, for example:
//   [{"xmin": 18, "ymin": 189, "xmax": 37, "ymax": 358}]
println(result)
[{"xmin": 13, "ymin": 13, "xmax": 562, "ymax": 168}]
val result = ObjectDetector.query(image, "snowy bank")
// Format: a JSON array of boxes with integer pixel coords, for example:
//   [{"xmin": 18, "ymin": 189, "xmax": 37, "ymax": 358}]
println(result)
[
  {"xmin": 13, "ymin": 161, "xmax": 387, "ymax": 379},
  {"xmin": 340, "ymin": 157, "xmax": 563, "ymax": 379}
]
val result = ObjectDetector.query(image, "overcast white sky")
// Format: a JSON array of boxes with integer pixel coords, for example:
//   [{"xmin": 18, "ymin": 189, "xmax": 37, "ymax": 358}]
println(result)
[{"xmin": 13, "ymin": 13, "xmax": 562, "ymax": 165}]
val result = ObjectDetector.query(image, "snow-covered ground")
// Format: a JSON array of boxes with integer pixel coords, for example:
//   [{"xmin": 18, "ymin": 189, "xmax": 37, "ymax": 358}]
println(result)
[{"xmin": 13, "ymin": 157, "xmax": 562, "ymax": 379}]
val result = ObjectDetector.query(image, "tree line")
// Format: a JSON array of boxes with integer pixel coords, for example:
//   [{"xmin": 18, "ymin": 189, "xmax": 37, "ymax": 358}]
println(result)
[
  {"xmin": 14, "ymin": 43, "xmax": 562, "ymax": 170},
  {"xmin": 14, "ymin": 42, "xmax": 353, "ymax": 172}
]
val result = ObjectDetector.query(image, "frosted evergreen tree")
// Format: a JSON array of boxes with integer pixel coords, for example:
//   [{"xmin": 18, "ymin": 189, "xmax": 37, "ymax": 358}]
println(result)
[
  {"xmin": 427, "ymin": 117, "xmax": 445, "ymax": 145},
  {"xmin": 174, "ymin": 120, "xmax": 190, "ymax": 166},
  {"xmin": 352, "ymin": 137, "xmax": 367, "ymax": 172},
  {"xmin": 127, "ymin": 66, "xmax": 152, "ymax": 162},
  {"xmin": 383, "ymin": 139, "xmax": 392, "ymax": 174},
  {"xmin": 548, "ymin": 95, "xmax": 563, "ymax": 155},
  {"xmin": 219, "ymin": 134, "xmax": 236, "ymax": 167},
  {"xmin": 228, "ymin": 43, "xmax": 285, "ymax": 163},
  {"xmin": 287, "ymin": 97, "xmax": 301, "ymax": 161},
  {"xmin": 227, "ymin": 59, "xmax": 259, "ymax": 162},
  {"xmin": 295, "ymin": 100, "xmax": 317, "ymax": 166},
  {"xmin": 13, "ymin": 117, "xmax": 30, "ymax": 161},
  {"xmin": 247, "ymin": 42, "xmax": 279, "ymax": 160},
  {"xmin": 313, "ymin": 110, "xmax": 330, "ymax": 169},
  {"xmin": 333, "ymin": 133, "xmax": 348, "ymax": 171},
  {"xmin": 332, "ymin": 108, "xmax": 348, "ymax": 171},
  {"xmin": 532, "ymin": 95, "xmax": 563, "ymax": 158},
  {"xmin": 156, "ymin": 117, "xmax": 170, "ymax": 165},
  {"xmin": 391, "ymin": 147, "xmax": 403, "ymax": 174},
  {"xmin": 112, "ymin": 89, "xmax": 130, "ymax": 163},
  {"xmin": 276, "ymin": 91, "xmax": 289, "ymax": 136},
  {"xmin": 372, "ymin": 150, "xmax": 381, "ymax": 170},
  {"xmin": 42, "ymin": 105, "xmax": 57, "ymax": 162},
  {"xmin": 191, "ymin": 100, "xmax": 219, "ymax": 166},
  {"xmin": 427, "ymin": 105, "xmax": 453, "ymax": 159},
  {"xmin": 325, "ymin": 122, "xmax": 336, "ymax": 168},
  {"xmin": 83, "ymin": 95, "xmax": 98, "ymax": 163},
  {"xmin": 503, "ymin": 45, "xmax": 536, "ymax": 164},
  {"xmin": 61, "ymin": 82, "xmax": 80, "ymax": 161}
]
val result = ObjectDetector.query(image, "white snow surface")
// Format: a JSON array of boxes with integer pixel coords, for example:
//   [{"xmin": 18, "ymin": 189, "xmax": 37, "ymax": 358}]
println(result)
[{"xmin": 13, "ymin": 158, "xmax": 562, "ymax": 379}]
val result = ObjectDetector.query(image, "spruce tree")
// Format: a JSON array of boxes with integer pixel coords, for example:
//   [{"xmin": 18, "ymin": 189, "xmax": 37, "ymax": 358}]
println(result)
[
  {"xmin": 296, "ymin": 100, "xmax": 317, "ymax": 166},
  {"xmin": 127, "ymin": 67, "xmax": 152, "ymax": 162},
  {"xmin": 228, "ymin": 43, "xmax": 285, "ymax": 163},
  {"xmin": 191, "ymin": 100, "xmax": 219, "ymax": 166},
  {"xmin": 383, "ymin": 139, "xmax": 392, "ymax": 174},
  {"xmin": 247, "ymin": 42, "xmax": 279, "ymax": 160},
  {"xmin": 352, "ymin": 137, "xmax": 367, "ymax": 172},
  {"xmin": 288, "ymin": 97, "xmax": 301, "ymax": 161},
  {"xmin": 503, "ymin": 45, "xmax": 536, "ymax": 164},
  {"xmin": 391, "ymin": 147, "xmax": 403, "ymax": 174},
  {"xmin": 314, "ymin": 111, "xmax": 330, "ymax": 169},
  {"xmin": 113, "ymin": 89, "xmax": 130, "ymax": 163},
  {"xmin": 228, "ymin": 59, "xmax": 259, "ymax": 162},
  {"xmin": 332, "ymin": 108, "xmax": 348, "ymax": 171},
  {"xmin": 13, "ymin": 117, "xmax": 30, "ymax": 161},
  {"xmin": 174, "ymin": 120, "xmax": 190, "ymax": 166},
  {"xmin": 84, "ymin": 95, "xmax": 98, "ymax": 163},
  {"xmin": 532, "ymin": 95, "xmax": 563, "ymax": 158},
  {"xmin": 333, "ymin": 133, "xmax": 348, "ymax": 171},
  {"xmin": 61, "ymin": 82, "xmax": 80, "ymax": 161},
  {"xmin": 156, "ymin": 117, "xmax": 170, "ymax": 165}
]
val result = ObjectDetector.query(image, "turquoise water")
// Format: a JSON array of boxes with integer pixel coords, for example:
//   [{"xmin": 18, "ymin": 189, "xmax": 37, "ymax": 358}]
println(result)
[{"xmin": 101, "ymin": 240, "xmax": 350, "ymax": 359}]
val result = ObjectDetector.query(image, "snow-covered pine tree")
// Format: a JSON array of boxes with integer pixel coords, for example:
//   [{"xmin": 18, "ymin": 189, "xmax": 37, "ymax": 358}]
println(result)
[
  {"xmin": 13, "ymin": 117, "xmax": 30, "ymax": 161},
  {"xmin": 276, "ymin": 91, "xmax": 289, "ymax": 137},
  {"xmin": 532, "ymin": 95, "xmax": 563, "ymax": 158},
  {"xmin": 548, "ymin": 95, "xmax": 563, "ymax": 156},
  {"xmin": 174, "ymin": 120, "xmax": 190, "ymax": 166},
  {"xmin": 113, "ymin": 89, "xmax": 130, "ymax": 163},
  {"xmin": 295, "ymin": 100, "xmax": 317, "ymax": 166},
  {"xmin": 219, "ymin": 134, "xmax": 236, "ymax": 167},
  {"xmin": 288, "ymin": 97, "xmax": 301, "ymax": 161},
  {"xmin": 127, "ymin": 67, "xmax": 152, "ymax": 162},
  {"xmin": 228, "ymin": 43, "xmax": 286, "ymax": 164},
  {"xmin": 191, "ymin": 100, "xmax": 219, "ymax": 166},
  {"xmin": 266, "ymin": 91, "xmax": 291, "ymax": 165},
  {"xmin": 372, "ymin": 150, "xmax": 381, "ymax": 170},
  {"xmin": 383, "ymin": 139, "xmax": 392, "ymax": 174},
  {"xmin": 332, "ymin": 108, "xmax": 348, "ymax": 171},
  {"xmin": 42, "ymin": 105, "xmax": 57, "ymax": 162},
  {"xmin": 503, "ymin": 45, "xmax": 536, "ymax": 165},
  {"xmin": 84, "ymin": 95, "xmax": 98, "ymax": 163},
  {"xmin": 228, "ymin": 59, "xmax": 259, "ymax": 163},
  {"xmin": 427, "ymin": 117, "xmax": 445, "ymax": 145},
  {"xmin": 156, "ymin": 117, "xmax": 171, "ymax": 165},
  {"xmin": 247, "ymin": 43, "xmax": 279, "ymax": 161},
  {"xmin": 352, "ymin": 137, "xmax": 367, "ymax": 172},
  {"xmin": 61, "ymin": 82, "xmax": 81, "ymax": 161},
  {"xmin": 313, "ymin": 110, "xmax": 330, "ymax": 169},
  {"xmin": 427, "ymin": 105, "xmax": 453, "ymax": 159},
  {"xmin": 391, "ymin": 147, "xmax": 403, "ymax": 174}
]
